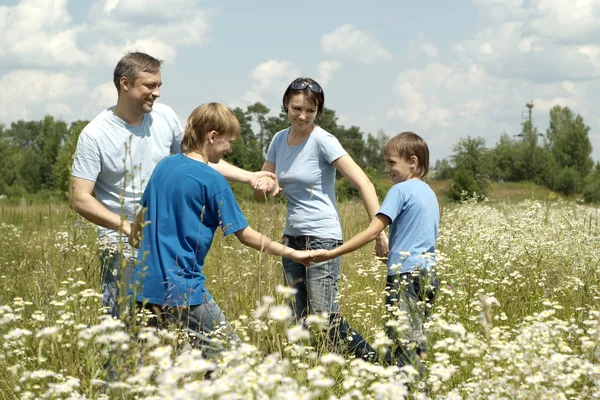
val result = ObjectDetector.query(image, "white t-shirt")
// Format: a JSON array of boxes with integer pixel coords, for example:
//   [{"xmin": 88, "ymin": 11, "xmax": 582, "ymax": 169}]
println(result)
[
  {"xmin": 266, "ymin": 126, "xmax": 347, "ymax": 240},
  {"xmin": 72, "ymin": 103, "xmax": 183, "ymax": 243}
]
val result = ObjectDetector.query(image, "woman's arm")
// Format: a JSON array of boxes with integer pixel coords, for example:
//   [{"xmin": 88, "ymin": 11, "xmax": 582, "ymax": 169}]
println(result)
[{"xmin": 332, "ymin": 155, "xmax": 389, "ymax": 256}]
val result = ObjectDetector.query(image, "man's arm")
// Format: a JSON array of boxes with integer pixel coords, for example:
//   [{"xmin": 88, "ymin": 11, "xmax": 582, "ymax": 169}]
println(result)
[
  {"xmin": 69, "ymin": 177, "xmax": 131, "ymax": 236},
  {"xmin": 210, "ymin": 159, "xmax": 277, "ymax": 189}
]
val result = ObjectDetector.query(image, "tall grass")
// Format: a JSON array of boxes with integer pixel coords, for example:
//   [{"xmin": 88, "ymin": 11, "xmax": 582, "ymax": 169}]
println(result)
[{"xmin": 0, "ymin": 196, "xmax": 599, "ymax": 399}]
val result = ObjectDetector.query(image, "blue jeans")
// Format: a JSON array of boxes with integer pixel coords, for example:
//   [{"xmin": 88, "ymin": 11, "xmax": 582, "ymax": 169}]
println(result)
[
  {"xmin": 384, "ymin": 269, "xmax": 439, "ymax": 367},
  {"xmin": 138, "ymin": 298, "xmax": 240, "ymax": 358},
  {"xmin": 100, "ymin": 244, "xmax": 136, "ymax": 319},
  {"xmin": 282, "ymin": 235, "xmax": 377, "ymax": 361}
]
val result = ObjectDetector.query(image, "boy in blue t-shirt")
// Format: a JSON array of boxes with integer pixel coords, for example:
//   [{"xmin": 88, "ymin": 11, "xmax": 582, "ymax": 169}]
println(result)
[
  {"xmin": 128, "ymin": 103, "xmax": 312, "ymax": 356},
  {"xmin": 311, "ymin": 131, "xmax": 439, "ymax": 371}
]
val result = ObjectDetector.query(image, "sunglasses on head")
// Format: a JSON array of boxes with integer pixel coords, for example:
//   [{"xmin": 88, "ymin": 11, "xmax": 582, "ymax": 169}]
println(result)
[{"xmin": 289, "ymin": 80, "xmax": 323, "ymax": 93}]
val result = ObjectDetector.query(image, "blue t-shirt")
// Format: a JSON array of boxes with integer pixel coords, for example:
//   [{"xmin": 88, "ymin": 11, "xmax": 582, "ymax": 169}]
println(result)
[
  {"xmin": 378, "ymin": 179, "xmax": 439, "ymax": 275},
  {"xmin": 266, "ymin": 126, "xmax": 347, "ymax": 239},
  {"xmin": 129, "ymin": 154, "xmax": 249, "ymax": 306}
]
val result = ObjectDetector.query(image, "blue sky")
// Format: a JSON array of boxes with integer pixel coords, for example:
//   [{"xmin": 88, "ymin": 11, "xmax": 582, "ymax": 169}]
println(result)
[{"xmin": 1, "ymin": 0, "xmax": 599, "ymax": 163}]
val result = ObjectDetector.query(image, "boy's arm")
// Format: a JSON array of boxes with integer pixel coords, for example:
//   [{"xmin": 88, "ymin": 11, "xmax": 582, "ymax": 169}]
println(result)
[
  {"xmin": 312, "ymin": 214, "xmax": 391, "ymax": 262},
  {"xmin": 234, "ymin": 226, "xmax": 311, "ymax": 266},
  {"xmin": 210, "ymin": 159, "xmax": 277, "ymax": 189}
]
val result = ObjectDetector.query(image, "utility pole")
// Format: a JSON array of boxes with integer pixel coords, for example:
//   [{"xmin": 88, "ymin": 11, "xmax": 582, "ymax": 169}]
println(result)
[{"xmin": 526, "ymin": 101, "xmax": 534, "ymax": 125}]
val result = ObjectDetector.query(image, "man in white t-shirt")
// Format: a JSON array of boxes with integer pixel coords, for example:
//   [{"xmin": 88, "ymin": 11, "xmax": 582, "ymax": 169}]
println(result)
[{"xmin": 70, "ymin": 52, "xmax": 275, "ymax": 318}]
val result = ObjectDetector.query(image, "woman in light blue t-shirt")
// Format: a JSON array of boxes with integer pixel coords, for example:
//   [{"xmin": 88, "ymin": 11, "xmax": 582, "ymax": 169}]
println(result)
[{"xmin": 256, "ymin": 77, "xmax": 388, "ymax": 361}]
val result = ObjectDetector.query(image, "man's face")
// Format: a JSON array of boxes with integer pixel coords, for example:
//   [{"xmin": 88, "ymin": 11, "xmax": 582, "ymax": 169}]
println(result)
[{"xmin": 121, "ymin": 71, "xmax": 162, "ymax": 113}]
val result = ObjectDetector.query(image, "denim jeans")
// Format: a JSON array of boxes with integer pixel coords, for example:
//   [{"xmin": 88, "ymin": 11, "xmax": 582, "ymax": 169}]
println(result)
[
  {"xmin": 383, "ymin": 268, "xmax": 439, "ymax": 367},
  {"xmin": 282, "ymin": 235, "xmax": 377, "ymax": 361},
  {"xmin": 138, "ymin": 298, "xmax": 240, "ymax": 358},
  {"xmin": 100, "ymin": 243, "xmax": 136, "ymax": 318}
]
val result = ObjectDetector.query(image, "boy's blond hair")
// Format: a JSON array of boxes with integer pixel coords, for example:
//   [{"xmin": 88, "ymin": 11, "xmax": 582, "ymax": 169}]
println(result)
[
  {"xmin": 181, "ymin": 103, "xmax": 240, "ymax": 153},
  {"xmin": 384, "ymin": 131, "xmax": 429, "ymax": 179}
]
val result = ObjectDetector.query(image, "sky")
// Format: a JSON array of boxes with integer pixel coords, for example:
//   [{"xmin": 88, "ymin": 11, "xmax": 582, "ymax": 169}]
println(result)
[{"xmin": 1, "ymin": 0, "xmax": 599, "ymax": 163}]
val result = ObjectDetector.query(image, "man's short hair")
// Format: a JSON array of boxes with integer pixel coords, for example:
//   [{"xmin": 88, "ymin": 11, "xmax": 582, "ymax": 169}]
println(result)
[
  {"xmin": 181, "ymin": 103, "xmax": 241, "ymax": 153},
  {"xmin": 113, "ymin": 52, "xmax": 163, "ymax": 94}
]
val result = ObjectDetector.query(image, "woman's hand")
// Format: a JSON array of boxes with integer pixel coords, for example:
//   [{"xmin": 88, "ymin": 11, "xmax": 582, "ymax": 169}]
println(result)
[
  {"xmin": 307, "ymin": 249, "xmax": 332, "ymax": 263},
  {"xmin": 253, "ymin": 176, "xmax": 281, "ymax": 200},
  {"xmin": 374, "ymin": 231, "xmax": 389, "ymax": 259},
  {"xmin": 289, "ymin": 250, "xmax": 314, "ymax": 267}
]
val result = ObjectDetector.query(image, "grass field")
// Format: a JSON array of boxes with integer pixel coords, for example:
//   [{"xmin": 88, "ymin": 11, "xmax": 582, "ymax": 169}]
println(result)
[{"xmin": 0, "ymin": 183, "xmax": 599, "ymax": 399}]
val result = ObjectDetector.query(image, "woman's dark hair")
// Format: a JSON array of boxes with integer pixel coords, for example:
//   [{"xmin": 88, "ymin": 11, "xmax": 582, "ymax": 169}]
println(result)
[{"xmin": 282, "ymin": 77, "xmax": 325, "ymax": 116}]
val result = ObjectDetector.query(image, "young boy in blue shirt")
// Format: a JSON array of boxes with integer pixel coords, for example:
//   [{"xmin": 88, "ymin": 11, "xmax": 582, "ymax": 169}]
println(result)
[
  {"xmin": 311, "ymin": 131, "xmax": 439, "ymax": 370},
  {"xmin": 128, "ymin": 103, "xmax": 313, "ymax": 355}
]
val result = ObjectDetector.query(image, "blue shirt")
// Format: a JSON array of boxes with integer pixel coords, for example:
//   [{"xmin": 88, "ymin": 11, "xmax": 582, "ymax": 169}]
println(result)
[
  {"xmin": 378, "ymin": 179, "xmax": 439, "ymax": 275},
  {"xmin": 130, "ymin": 154, "xmax": 249, "ymax": 306},
  {"xmin": 266, "ymin": 126, "xmax": 347, "ymax": 239}
]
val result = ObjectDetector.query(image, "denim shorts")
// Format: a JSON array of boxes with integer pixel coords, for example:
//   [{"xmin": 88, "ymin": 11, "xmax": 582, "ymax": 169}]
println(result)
[
  {"xmin": 281, "ymin": 235, "xmax": 343, "ymax": 321},
  {"xmin": 138, "ymin": 298, "xmax": 240, "ymax": 358}
]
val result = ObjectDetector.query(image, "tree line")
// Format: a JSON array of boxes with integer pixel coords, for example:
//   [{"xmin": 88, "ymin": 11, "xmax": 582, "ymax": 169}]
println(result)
[
  {"xmin": 0, "ymin": 103, "xmax": 390, "ymax": 202},
  {"xmin": 0, "ymin": 103, "xmax": 597, "ymax": 203},
  {"xmin": 437, "ymin": 105, "xmax": 600, "ymax": 203}
]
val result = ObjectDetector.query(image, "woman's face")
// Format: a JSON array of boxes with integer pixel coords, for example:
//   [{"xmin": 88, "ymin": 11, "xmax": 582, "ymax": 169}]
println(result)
[{"xmin": 286, "ymin": 93, "xmax": 318, "ymax": 134}]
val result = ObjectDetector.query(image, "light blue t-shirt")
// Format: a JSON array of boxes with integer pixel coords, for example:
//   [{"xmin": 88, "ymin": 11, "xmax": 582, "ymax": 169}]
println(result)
[
  {"xmin": 129, "ymin": 154, "xmax": 249, "ymax": 307},
  {"xmin": 378, "ymin": 179, "xmax": 439, "ymax": 275},
  {"xmin": 266, "ymin": 126, "xmax": 347, "ymax": 240},
  {"xmin": 72, "ymin": 103, "xmax": 183, "ymax": 243}
]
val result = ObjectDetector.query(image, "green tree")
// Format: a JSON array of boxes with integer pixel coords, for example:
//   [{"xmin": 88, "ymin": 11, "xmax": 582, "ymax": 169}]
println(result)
[
  {"xmin": 449, "ymin": 136, "xmax": 490, "ymax": 200},
  {"xmin": 363, "ymin": 130, "xmax": 389, "ymax": 173},
  {"xmin": 54, "ymin": 120, "xmax": 88, "ymax": 197},
  {"xmin": 546, "ymin": 105, "xmax": 593, "ymax": 178},
  {"xmin": 583, "ymin": 163, "xmax": 600, "ymax": 203},
  {"xmin": 247, "ymin": 102, "xmax": 270, "ymax": 155},
  {"xmin": 225, "ymin": 108, "xmax": 264, "ymax": 171},
  {"xmin": 6, "ymin": 116, "xmax": 68, "ymax": 193}
]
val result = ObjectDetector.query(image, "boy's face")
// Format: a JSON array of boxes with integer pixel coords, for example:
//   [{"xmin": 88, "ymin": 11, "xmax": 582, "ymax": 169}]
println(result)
[
  {"xmin": 208, "ymin": 132, "xmax": 236, "ymax": 164},
  {"xmin": 385, "ymin": 153, "xmax": 416, "ymax": 184}
]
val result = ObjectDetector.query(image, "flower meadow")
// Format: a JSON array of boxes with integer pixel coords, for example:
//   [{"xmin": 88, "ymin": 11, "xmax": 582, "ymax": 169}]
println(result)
[{"xmin": 0, "ymin": 198, "xmax": 599, "ymax": 399}]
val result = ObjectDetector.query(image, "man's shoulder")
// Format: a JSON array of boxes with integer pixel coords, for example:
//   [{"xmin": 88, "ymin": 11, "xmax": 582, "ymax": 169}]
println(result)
[{"xmin": 80, "ymin": 107, "xmax": 116, "ymax": 137}]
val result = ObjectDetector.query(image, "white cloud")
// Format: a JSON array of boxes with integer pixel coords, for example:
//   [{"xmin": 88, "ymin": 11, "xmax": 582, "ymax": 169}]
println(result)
[
  {"xmin": 459, "ymin": 0, "xmax": 600, "ymax": 82},
  {"xmin": 91, "ymin": 38, "xmax": 178, "ymax": 66},
  {"xmin": 316, "ymin": 61, "xmax": 342, "ymax": 86},
  {"xmin": 251, "ymin": 60, "xmax": 300, "ymax": 92},
  {"xmin": 0, "ymin": 0, "xmax": 89, "ymax": 68},
  {"xmin": 321, "ymin": 24, "xmax": 392, "ymax": 64},
  {"xmin": 409, "ymin": 31, "xmax": 439, "ymax": 58},
  {"xmin": 90, "ymin": 82, "xmax": 117, "ymax": 110},
  {"xmin": 0, "ymin": 70, "xmax": 87, "ymax": 122}
]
